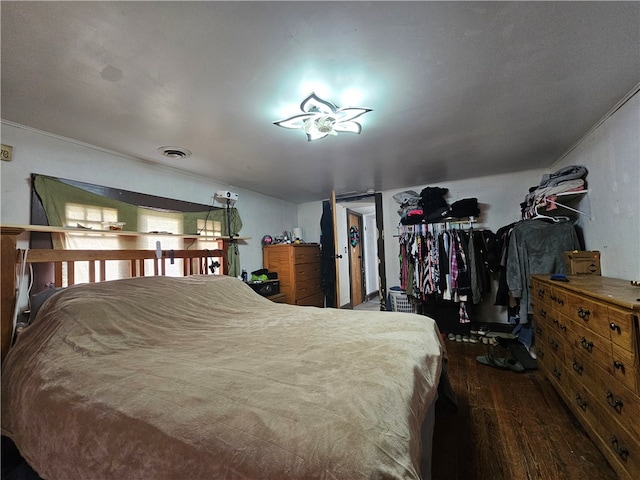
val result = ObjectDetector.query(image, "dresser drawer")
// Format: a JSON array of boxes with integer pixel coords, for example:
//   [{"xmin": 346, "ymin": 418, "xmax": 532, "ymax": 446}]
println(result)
[
  {"xmin": 296, "ymin": 291, "xmax": 324, "ymax": 307},
  {"xmin": 531, "ymin": 278, "xmax": 552, "ymax": 308},
  {"xmin": 566, "ymin": 291, "xmax": 610, "ymax": 339},
  {"xmin": 608, "ymin": 306, "xmax": 637, "ymax": 352},
  {"xmin": 545, "ymin": 354, "xmax": 569, "ymax": 395},
  {"xmin": 548, "ymin": 286, "xmax": 569, "ymax": 314},
  {"xmin": 296, "ymin": 277, "xmax": 321, "ymax": 299},
  {"xmin": 572, "ymin": 341, "xmax": 639, "ymax": 394},
  {"xmin": 611, "ymin": 343, "xmax": 638, "ymax": 394},
  {"xmin": 293, "ymin": 246, "xmax": 321, "ymax": 264},
  {"xmin": 546, "ymin": 332, "xmax": 567, "ymax": 366},
  {"xmin": 294, "ymin": 262, "xmax": 321, "ymax": 281},
  {"xmin": 567, "ymin": 317, "xmax": 612, "ymax": 373},
  {"xmin": 596, "ymin": 382, "xmax": 640, "ymax": 440},
  {"xmin": 531, "ymin": 296, "xmax": 551, "ymax": 329}
]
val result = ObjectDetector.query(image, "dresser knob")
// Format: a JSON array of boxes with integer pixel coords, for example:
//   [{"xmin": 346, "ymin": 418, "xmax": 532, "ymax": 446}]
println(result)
[
  {"xmin": 572, "ymin": 360, "xmax": 584, "ymax": 375},
  {"xmin": 613, "ymin": 361, "xmax": 625, "ymax": 372},
  {"xmin": 606, "ymin": 391, "xmax": 623, "ymax": 413},
  {"xmin": 580, "ymin": 337, "xmax": 594, "ymax": 352},
  {"xmin": 609, "ymin": 322, "xmax": 621, "ymax": 333},
  {"xmin": 577, "ymin": 307, "xmax": 591, "ymax": 320},
  {"xmin": 611, "ymin": 437, "xmax": 629, "ymax": 461},
  {"xmin": 575, "ymin": 395, "xmax": 588, "ymax": 411}
]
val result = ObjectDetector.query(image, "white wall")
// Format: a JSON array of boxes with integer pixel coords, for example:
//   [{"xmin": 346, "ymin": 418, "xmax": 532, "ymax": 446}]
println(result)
[
  {"xmin": 552, "ymin": 91, "xmax": 640, "ymax": 279},
  {"xmin": 296, "ymin": 202, "xmax": 323, "ymax": 244},
  {"xmin": 0, "ymin": 122, "xmax": 298, "ymax": 274}
]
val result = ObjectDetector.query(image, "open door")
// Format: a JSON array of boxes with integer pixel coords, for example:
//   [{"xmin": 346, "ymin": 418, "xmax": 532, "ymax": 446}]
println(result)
[{"xmin": 348, "ymin": 210, "xmax": 365, "ymax": 307}]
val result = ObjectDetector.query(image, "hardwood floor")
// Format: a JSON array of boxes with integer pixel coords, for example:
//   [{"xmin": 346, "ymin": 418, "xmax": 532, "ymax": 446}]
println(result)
[{"xmin": 431, "ymin": 339, "xmax": 618, "ymax": 480}]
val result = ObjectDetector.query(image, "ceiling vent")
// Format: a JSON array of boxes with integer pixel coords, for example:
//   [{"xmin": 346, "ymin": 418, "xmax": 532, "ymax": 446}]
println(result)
[{"xmin": 158, "ymin": 146, "xmax": 191, "ymax": 159}]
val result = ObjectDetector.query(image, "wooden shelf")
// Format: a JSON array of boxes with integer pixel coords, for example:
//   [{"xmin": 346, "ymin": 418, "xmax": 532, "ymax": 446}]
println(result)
[{"xmin": 1, "ymin": 224, "xmax": 249, "ymax": 241}]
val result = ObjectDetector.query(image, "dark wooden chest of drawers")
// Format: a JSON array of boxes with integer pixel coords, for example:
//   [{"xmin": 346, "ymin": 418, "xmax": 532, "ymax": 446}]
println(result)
[{"xmin": 531, "ymin": 274, "xmax": 640, "ymax": 479}]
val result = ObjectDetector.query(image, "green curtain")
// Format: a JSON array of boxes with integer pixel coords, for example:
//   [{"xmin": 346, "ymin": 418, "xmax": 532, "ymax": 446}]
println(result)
[{"xmin": 33, "ymin": 175, "xmax": 242, "ymax": 276}]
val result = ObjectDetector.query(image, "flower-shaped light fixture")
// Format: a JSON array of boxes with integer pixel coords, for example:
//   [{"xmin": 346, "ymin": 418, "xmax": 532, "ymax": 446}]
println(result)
[{"xmin": 274, "ymin": 93, "xmax": 372, "ymax": 141}]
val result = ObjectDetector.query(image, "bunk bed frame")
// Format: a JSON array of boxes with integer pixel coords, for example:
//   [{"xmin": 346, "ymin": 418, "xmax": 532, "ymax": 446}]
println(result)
[{"xmin": 1, "ymin": 226, "xmax": 227, "ymax": 362}]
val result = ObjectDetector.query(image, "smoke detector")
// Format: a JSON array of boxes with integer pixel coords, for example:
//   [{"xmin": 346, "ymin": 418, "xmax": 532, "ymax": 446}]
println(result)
[{"xmin": 158, "ymin": 146, "xmax": 191, "ymax": 159}]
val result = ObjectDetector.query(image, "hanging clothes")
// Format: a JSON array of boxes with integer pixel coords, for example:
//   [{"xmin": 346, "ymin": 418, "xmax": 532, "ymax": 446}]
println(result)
[
  {"xmin": 397, "ymin": 222, "xmax": 497, "ymax": 322},
  {"xmin": 506, "ymin": 218, "xmax": 581, "ymax": 316}
]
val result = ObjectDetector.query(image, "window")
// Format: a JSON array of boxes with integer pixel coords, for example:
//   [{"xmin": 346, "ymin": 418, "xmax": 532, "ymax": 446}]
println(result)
[
  {"xmin": 61, "ymin": 204, "xmax": 125, "ymax": 283},
  {"xmin": 197, "ymin": 218, "xmax": 222, "ymax": 237},
  {"xmin": 138, "ymin": 208, "xmax": 183, "ymax": 276}
]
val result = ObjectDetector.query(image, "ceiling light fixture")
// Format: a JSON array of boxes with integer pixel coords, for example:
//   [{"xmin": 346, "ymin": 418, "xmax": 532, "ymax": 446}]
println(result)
[
  {"xmin": 274, "ymin": 93, "xmax": 372, "ymax": 141},
  {"xmin": 158, "ymin": 146, "xmax": 191, "ymax": 159}
]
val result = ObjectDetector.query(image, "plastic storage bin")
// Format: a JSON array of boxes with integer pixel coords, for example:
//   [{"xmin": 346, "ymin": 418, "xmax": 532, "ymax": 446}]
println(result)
[{"xmin": 389, "ymin": 289, "xmax": 416, "ymax": 313}]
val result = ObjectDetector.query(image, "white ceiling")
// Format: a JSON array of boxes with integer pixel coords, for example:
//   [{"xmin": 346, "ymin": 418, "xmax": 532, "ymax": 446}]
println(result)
[{"xmin": 2, "ymin": 1, "xmax": 638, "ymax": 204}]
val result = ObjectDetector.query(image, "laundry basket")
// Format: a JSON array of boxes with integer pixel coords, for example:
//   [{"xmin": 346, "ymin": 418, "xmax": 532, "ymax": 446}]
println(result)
[{"xmin": 389, "ymin": 289, "xmax": 417, "ymax": 313}]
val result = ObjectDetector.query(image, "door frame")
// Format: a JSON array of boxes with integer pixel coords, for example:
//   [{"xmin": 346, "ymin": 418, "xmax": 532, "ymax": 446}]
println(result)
[{"xmin": 334, "ymin": 192, "xmax": 387, "ymax": 310}]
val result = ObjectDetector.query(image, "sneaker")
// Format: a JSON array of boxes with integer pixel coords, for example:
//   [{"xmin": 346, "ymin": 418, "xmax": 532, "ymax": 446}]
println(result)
[
  {"xmin": 447, "ymin": 333, "xmax": 456, "ymax": 341},
  {"xmin": 478, "ymin": 325, "xmax": 490, "ymax": 336},
  {"xmin": 468, "ymin": 335, "xmax": 480, "ymax": 344}
]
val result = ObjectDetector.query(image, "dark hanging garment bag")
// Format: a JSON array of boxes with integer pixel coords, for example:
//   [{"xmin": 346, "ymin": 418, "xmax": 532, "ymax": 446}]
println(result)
[{"xmin": 320, "ymin": 201, "xmax": 336, "ymax": 308}]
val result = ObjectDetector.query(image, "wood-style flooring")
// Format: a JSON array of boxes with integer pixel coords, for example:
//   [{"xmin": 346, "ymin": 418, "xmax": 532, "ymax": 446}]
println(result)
[{"xmin": 431, "ymin": 339, "xmax": 618, "ymax": 480}]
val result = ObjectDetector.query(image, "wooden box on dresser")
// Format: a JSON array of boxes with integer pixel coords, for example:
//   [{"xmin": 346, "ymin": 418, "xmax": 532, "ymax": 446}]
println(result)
[
  {"xmin": 262, "ymin": 243, "xmax": 323, "ymax": 307},
  {"xmin": 531, "ymin": 274, "xmax": 640, "ymax": 479}
]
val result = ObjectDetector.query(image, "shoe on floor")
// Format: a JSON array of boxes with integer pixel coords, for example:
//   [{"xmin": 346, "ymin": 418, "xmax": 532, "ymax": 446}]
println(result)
[
  {"xmin": 476, "ymin": 354, "xmax": 525, "ymax": 373},
  {"xmin": 447, "ymin": 333, "xmax": 456, "ymax": 341}
]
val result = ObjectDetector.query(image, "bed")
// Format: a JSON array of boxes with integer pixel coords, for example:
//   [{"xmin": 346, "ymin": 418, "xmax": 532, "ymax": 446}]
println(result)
[{"xmin": 1, "ymin": 246, "xmax": 444, "ymax": 480}]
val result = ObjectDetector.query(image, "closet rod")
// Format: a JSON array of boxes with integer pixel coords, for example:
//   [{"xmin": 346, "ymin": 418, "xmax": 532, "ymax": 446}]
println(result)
[{"xmin": 396, "ymin": 216, "xmax": 477, "ymax": 235}]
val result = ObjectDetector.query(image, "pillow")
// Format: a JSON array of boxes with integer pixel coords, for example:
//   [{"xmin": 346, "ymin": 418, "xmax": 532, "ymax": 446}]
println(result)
[{"xmin": 29, "ymin": 286, "xmax": 63, "ymax": 324}]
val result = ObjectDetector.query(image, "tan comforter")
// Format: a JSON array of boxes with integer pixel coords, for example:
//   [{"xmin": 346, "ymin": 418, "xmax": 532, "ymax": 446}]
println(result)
[{"xmin": 1, "ymin": 275, "xmax": 443, "ymax": 480}]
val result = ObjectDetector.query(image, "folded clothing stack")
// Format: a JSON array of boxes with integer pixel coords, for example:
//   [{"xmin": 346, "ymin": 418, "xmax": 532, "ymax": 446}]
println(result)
[
  {"xmin": 448, "ymin": 198, "xmax": 480, "ymax": 218},
  {"xmin": 393, "ymin": 190, "xmax": 423, "ymax": 225},
  {"xmin": 521, "ymin": 165, "xmax": 588, "ymax": 218},
  {"xmin": 419, "ymin": 186, "xmax": 450, "ymax": 223}
]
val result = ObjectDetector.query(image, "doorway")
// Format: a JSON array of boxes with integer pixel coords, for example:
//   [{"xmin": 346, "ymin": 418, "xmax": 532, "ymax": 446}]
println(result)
[{"xmin": 323, "ymin": 193, "xmax": 385, "ymax": 310}]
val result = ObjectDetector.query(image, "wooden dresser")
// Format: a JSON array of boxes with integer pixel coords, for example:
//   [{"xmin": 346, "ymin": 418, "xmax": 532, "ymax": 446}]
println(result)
[
  {"xmin": 262, "ymin": 244, "xmax": 323, "ymax": 307},
  {"xmin": 531, "ymin": 274, "xmax": 640, "ymax": 479}
]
